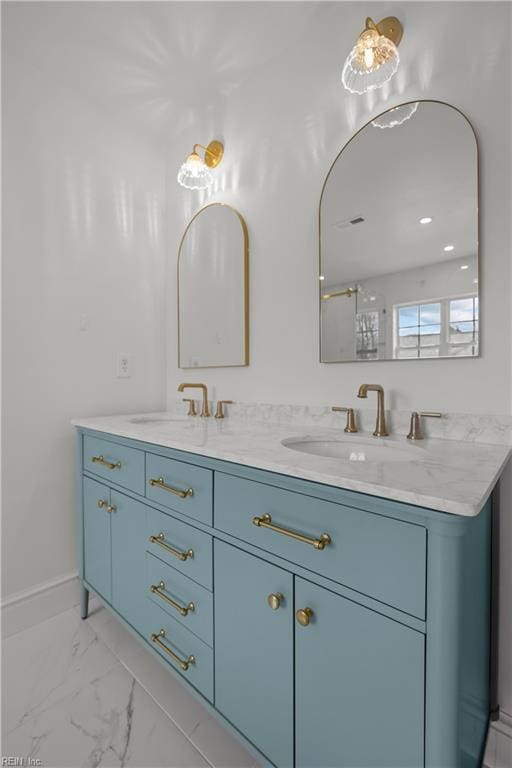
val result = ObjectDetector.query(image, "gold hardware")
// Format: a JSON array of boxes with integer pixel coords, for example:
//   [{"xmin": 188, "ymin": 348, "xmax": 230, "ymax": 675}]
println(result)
[
  {"xmin": 267, "ymin": 593, "xmax": 284, "ymax": 611},
  {"xmin": 148, "ymin": 476, "xmax": 193, "ymax": 499},
  {"xmin": 296, "ymin": 607, "xmax": 314, "ymax": 627},
  {"xmin": 150, "ymin": 581, "xmax": 195, "ymax": 616},
  {"xmin": 91, "ymin": 455, "xmax": 121, "ymax": 470},
  {"xmin": 192, "ymin": 140, "xmax": 224, "ymax": 169},
  {"xmin": 106, "ymin": 504, "xmax": 116, "ymax": 514},
  {"xmin": 97, "ymin": 499, "xmax": 108, "ymax": 509},
  {"xmin": 177, "ymin": 383, "xmax": 210, "ymax": 417},
  {"xmin": 149, "ymin": 533, "xmax": 194, "ymax": 561},
  {"xmin": 215, "ymin": 400, "xmax": 234, "ymax": 419},
  {"xmin": 366, "ymin": 16, "xmax": 403, "ymax": 47},
  {"xmin": 357, "ymin": 384, "xmax": 389, "ymax": 437},
  {"xmin": 332, "ymin": 406, "xmax": 358, "ymax": 433},
  {"xmin": 183, "ymin": 398, "xmax": 197, "ymax": 416},
  {"xmin": 252, "ymin": 513, "xmax": 331, "ymax": 551},
  {"xmin": 321, "ymin": 288, "xmax": 357, "ymax": 301},
  {"xmin": 150, "ymin": 629, "xmax": 195, "ymax": 671},
  {"xmin": 177, "ymin": 203, "xmax": 249, "ymax": 370},
  {"xmin": 407, "ymin": 411, "xmax": 443, "ymax": 440}
]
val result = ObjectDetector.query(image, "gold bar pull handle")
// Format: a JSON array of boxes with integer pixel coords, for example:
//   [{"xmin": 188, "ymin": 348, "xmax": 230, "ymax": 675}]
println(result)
[
  {"xmin": 150, "ymin": 629, "xmax": 195, "ymax": 671},
  {"xmin": 91, "ymin": 455, "xmax": 121, "ymax": 470},
  {"xmin": 252, "ymin": 513, "xmax": 331, "ymax": 551},
  {"xmin": 150, "ymin": 581, "xmax": 195, "ymax": 617},
  {"xmin": 148, "ymin": 476, "xmax": 193, "ymax": 499},
  {"xmin": 149, "ymin": 533, "xmax": 194, "ymax": 561}
]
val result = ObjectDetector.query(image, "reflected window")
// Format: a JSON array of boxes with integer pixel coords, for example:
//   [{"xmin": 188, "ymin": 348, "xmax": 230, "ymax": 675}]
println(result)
[
  {"xmin": 395, "ymin": 296, "xmax": 478, "ymax": 359},
  {"xmin": 356, "ymin": 310, "xmax": 379, "ymax": 360}
]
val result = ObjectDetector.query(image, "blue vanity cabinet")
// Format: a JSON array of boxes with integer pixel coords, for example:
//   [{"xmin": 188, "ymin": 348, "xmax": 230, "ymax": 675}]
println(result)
[
  {"xmin": 110, "ymin": 491, "xmax": 148, "ymax": 635},
  {"xmin": 83, "ymin": 476, "xmax": 112, "ymax": 602},
  {"xmin": 214, "ymin": 540, "xmax": 294, "ymax": 768},
  {"xmin": 295, "ymin": 578, "xmax": 425, "ymax": 768},
  {"xmin": 77, "ymin": 429, "xmax": 493, "ymax": 768}
]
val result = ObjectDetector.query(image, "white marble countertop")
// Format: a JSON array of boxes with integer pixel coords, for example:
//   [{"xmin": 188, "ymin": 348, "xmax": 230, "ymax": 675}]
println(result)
[{"xmin": 72, "ymin": 410, "xmax": 512, "ymax": 517}]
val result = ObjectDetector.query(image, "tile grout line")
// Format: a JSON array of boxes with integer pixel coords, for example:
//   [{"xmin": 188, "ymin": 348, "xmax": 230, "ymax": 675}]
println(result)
[{"xmin": 87, "ymin": 615, "xmax": 217, "ymax": 768}]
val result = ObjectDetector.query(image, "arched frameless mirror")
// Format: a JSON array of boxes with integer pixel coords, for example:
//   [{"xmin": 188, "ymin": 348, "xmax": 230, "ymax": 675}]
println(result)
[
  {"xmin": 319, "ymin": 100, "xmax": 479, "ymax": 363},
  {"xmin": 178, "ymin": 203, "xmax": 249, "ymax": 368}
]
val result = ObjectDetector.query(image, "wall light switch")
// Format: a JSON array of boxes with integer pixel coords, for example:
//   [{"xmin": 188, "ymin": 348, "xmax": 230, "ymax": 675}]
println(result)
[{"xmin": 116, "ymin": 353, "xmax": 132, "ymax": 378}]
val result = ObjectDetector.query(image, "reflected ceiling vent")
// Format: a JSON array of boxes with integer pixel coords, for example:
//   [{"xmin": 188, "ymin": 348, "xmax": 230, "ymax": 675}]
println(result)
[{"xmin": 333, "ymin": 215, "xmax": 365, "ymax": 230}]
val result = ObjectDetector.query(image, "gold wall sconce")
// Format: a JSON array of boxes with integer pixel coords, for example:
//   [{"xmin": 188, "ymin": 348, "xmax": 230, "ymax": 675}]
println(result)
[
  {"xmin": 177, "ymin": 140, "xmax": 224, "ymax": 190},
  {"xmin": 342, "ymin": 16, "xmax": 403, "ymax": 95}
]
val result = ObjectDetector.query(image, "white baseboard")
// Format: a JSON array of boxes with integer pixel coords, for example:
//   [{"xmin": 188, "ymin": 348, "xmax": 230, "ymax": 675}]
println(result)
[
  {"xmin": 1, "ymin": 571, "xmax": 80, "ymax": 638},
  {"xmin": 485, "ymin": 711, "xmax": 512, "ymax": 768}
]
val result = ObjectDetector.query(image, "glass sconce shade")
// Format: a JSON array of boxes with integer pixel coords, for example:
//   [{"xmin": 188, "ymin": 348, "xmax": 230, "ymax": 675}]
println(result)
[
  {"xmin": 372, "ymin": 102, "xmax": 419, "ymax": 129},
  {"xmin": 342, "ymin": 17, "xmax": 402, "ymax": 95},
  {"xmin": 177, "ymin": 152, "xmax": 213, "ymax": 190}
]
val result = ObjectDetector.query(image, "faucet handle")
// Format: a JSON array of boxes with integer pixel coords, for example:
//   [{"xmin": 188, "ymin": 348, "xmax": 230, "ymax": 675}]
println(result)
[
  {"xmin": 215, "ymin": 400, "xmax": 234, "ymax": 420},
  {"xmin": 182, "ymin": 398, "xmax": 197, "ymax": 416},
  {"xmin": 407, "ymin": 411, "xmax": 442, "ymax": 440},
  {"xmin": 332, "ymin": 406, "xmax": 358, "ymax": 433}
]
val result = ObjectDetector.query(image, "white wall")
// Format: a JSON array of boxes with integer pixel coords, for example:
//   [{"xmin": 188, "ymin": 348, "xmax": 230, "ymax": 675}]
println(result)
[
  {"xmin": 165, "ymin": 1, "xmax": 511, "ymax": 415},
  {"xmin": 2, "ymin": 4, "xmax": 167, "ymax": 601},
  {"xmin": 163, "ymin": 0, "xmax": 512, "ymax": 733}
]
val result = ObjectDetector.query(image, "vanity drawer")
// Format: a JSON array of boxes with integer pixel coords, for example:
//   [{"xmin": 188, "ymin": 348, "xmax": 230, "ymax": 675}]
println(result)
[
  {"xmin": 146, "ymin": 453, "xmax": 213, "ymax": 525},
  {"xmin": 146, "ymin": 552, "xmax": 213, "ymax": 646},
  {"xmin": 146, "ymin": 505, "xmax": 213, "ymax": 590},
  {"xmin": 84, "ymin": 435, "xmax": 145, "ymax": 495},
  {"xmin": 146, "ymin": 600, "xmax": 213, "ymax": 703},
  {"xmin": 215, "ymin": 473, "xmax": 426, "ymax": 619}
]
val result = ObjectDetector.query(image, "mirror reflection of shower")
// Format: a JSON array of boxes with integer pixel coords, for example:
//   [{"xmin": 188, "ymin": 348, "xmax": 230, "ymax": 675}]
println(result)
[{"xmin": 320, "ymin": 101, "xmax": 479, "ymax": 363}]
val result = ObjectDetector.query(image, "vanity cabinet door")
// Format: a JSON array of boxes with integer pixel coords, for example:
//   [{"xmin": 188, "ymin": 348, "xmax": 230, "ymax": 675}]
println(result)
[
  {"xmin": 83, "ymin": 477, "xmax": 111, "ymax": 602},
  {"xmin": 214, "ymin": 541, "xmax": 294, "ymax": 767},
  {"xmin": 110, "ymin": 492, "xmax": 147, "ymax": 634},
  {"xmin": 295, "ymin": 578, "xmax": 424, "ymax": 768}
]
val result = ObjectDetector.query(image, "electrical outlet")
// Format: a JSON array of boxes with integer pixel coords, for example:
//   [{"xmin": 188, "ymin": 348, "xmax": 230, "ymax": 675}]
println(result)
[{"xmin": 116, "ymin": 353, "xmax": 132, "ymax": 378}]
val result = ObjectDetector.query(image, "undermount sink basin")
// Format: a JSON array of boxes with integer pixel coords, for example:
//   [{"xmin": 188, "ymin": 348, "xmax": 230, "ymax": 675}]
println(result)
[
  {"xmin": 282, "ymin": 436, "xmax": 418, "ymax": 463},
  {"xmin": 129, "ymin": 415, "xmax": 189, "ymax": 425}
]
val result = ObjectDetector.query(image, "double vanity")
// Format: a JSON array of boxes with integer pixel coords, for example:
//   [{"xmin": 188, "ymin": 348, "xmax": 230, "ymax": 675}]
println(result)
[
  {"xmin": 74, "ymin": 390, "xmax": 510, "ymax": 768},
  {"xmin": 74, "ymin": 98, "xmax": 493, "ymax": 768}
]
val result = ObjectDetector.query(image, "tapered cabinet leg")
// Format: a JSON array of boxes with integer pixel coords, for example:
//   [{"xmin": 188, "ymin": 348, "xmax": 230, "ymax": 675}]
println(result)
[{"xmin": 80, "ymin": 584, "xmax": 89, "ymax": 619}]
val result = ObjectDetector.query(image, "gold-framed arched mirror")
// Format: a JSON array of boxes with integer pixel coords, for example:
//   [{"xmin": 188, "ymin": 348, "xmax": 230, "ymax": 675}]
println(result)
[
  {"xmin": 178, "ymin": 203, "xmax": 249, "ymax": 368},
  {"xmin": 319, "ymin": 100, "xmax": 479, "ymax": 363}
]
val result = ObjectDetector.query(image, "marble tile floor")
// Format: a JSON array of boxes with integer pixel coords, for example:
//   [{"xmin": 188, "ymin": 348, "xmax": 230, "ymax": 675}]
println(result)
[{"xmin": 2, "ymin": 600, "xmax": 259, "ymax": 768}]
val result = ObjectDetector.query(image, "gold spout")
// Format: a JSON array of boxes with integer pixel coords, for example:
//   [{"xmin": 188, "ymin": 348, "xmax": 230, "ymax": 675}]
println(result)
[
  {"xmin": 357, "ymin": 384, "xmax": 388, "ymax": 437},
  {"xmin": 177, "ymin": 383, "xmax": 210, "ymax": 417}
]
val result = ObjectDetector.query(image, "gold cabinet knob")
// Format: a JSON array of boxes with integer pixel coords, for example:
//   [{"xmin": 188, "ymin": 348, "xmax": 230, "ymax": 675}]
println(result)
[
  {"xmin": 97, "ymin": 499, "xmax": 108, "ymax": 509},
  {"xmin": 267, "ymin": 592, "xmax": 284, "ymax": 611},
  {"xmin": 296, "ymin": 607, "xmax": 314, "ymax": 627}
]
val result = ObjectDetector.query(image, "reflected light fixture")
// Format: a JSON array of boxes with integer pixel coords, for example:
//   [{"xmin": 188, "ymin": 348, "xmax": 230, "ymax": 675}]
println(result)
[
  {"xmin": 444, "ymin": 245, "xmax": 455, "ymax": 252},
  {"xmin": 177, "ymin": 140, "xmax": 224, "ymax": 190},
  {"xmin": 342, "ymin": 16, "xmax": 403, "ymax": 95},
  {"xmin": 372, "ymin": 102, "xmax": 419, "ymax": 129},
  {"xmin": 420, "ymin": 217, "xmax": 433, "ymax": 224}
]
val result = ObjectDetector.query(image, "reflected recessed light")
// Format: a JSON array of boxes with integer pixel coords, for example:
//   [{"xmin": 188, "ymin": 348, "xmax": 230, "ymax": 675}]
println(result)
[
  {"xmin": 473, "ymin": 278, "xmax": 478, "ymax": 284},
  {"xmin": 444, "ymin": 245, "xmax": 455, "ymax": 252},
  {"xmin": 370, "ymin": 296, "xmax": 376, "ymax": 301},
  {"xmin": 419, "ymin": 217, "xmax": 433, "ymax": 224},
  {"xmin": 460, "ymin": 265, "xmax": 469, "ymax": 270},
  {"xmin": 319, "ymin": 275, "xmax": 325, "ymax": 281}
]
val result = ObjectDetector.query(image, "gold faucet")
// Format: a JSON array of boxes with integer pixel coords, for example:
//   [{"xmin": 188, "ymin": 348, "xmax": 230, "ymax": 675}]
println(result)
[
  {"xmin": 177, "ymin": 383, "xmax": 210, "ymax": 417},
  {"xmin": 357, "ymin": 384, "xmax": 389, "ymax": 437}
]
